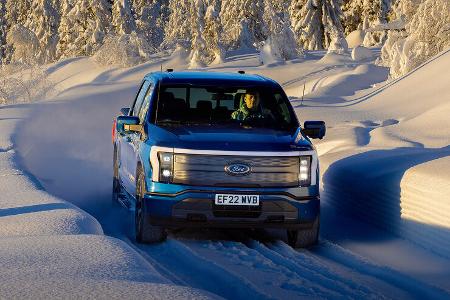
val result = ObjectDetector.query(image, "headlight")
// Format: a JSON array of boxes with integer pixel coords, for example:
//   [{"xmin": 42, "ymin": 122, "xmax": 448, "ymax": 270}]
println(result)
[
  {"xmin": 158, "ymin": 152, "xmax": 173, "ymax": 183},
  {"xmin": 299, "ymin": 156, "xmax": 311, "ymax": 186}
]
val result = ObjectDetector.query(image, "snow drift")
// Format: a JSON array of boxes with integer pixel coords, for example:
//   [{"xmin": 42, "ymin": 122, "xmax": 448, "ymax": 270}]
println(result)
[{"xmin": 321, "ymin": 49, "xmax": 450, "ymax": 258}]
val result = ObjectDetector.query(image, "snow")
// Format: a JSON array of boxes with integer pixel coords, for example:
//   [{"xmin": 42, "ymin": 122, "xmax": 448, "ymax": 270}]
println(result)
[
  {"xmin": 351, "ymin": 46, "xmax": 373, "ymax": 61},
  {"xmin": 380, "ymin": 0, "xmax": 450, "ymax": 78},
  {"xmin": 400, "ymin": 157, "xmax": 450, "ymax": 257},
  {"xmin": 0, "ymin": 235, "xmax": 215, "ymax": 299},
  {"xmin": 0, "ymin": 60, "xmax": 216, "ymax": 298},
  {"xmin": 1, "ymin": 40, "xmax": 450, "ymax": 297},
  {"xmin": 346, "ymin": 30, "xmax": 365, "ymax": 48}
]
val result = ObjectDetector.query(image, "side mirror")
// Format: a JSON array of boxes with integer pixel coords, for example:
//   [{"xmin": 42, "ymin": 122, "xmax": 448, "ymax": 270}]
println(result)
[
  {"xmin": 120, "ymin": 107, "xmax": 130, "ymax": 116},
  {"xmin": 303, "ymin": 121, "xmax": 326, "ymax": 139},
  {"xmin": 116, "ymin": 116, "xmax": 142, "ymax": 135}
]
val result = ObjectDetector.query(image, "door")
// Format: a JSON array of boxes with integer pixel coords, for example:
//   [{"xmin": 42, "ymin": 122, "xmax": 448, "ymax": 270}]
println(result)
[
  {"xmin": 125, "ymin": 82, "xmax": 155, "ymax": 196},
  {"xmin": 119, "ymin": 80, "xmax": 151, "ymax": 194}
]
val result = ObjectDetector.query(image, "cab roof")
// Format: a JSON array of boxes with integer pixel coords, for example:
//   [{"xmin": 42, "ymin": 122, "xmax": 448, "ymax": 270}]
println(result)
[{"xmin": 144, "ymin": 71, "xmax": 280, "ymax": 88}]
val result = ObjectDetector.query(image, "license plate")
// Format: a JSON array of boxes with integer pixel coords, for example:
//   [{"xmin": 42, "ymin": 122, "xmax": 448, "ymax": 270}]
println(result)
[{"xmin": 214, "ymin": 194, "xmax": 260, "ymax": 206}]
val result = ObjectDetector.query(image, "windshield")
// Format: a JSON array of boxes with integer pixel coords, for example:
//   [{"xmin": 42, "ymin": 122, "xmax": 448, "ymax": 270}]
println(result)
[{"xmin": 152, "ymin": 85, "xmax": 298, "ymax": 131}]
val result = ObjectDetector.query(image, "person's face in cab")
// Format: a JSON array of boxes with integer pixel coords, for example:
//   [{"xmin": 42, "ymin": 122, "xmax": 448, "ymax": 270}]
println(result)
[{"xmin": 244, "ymin": 93, "xmax": 259, "ymax": 110}]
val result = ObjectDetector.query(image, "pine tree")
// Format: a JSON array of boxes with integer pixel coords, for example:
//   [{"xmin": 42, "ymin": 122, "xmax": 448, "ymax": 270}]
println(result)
[
  {"xmin": 5, "ymin": 0, "xmax": 31, "ymax": 25},
  {"xmin": 133, "ymin": 0, "xmax": 166, "ymax": 49},
  {"xmin": 0, "ymin": 0, "xmax": 6, "ymax": 63},
  {"xmin": 204, "ymin": 5, "xmax": 225, "ymax": 64},
  {"xmin": 163, "ymin": 0, "xmax": 191, "ymax": 48},
  {"xmin": 289, "ymin": 0, "xmax": 346, "ymax": 51},
  {"xmin": 220, "ymin": 0, "xmax": 265, "ymax": 50},
  {"xmin": 381, "ymin": 0, "xmax": 449, "ymax": 78},
  {"xmin": 2, "ymin": 0, "xmax": 32, "ymax": 63},
  {"xmin": 57, "ymin": 0, "xmax": 111, "ymax": 58},
  {"xmin": 341, "ymin": 0, "xmax": 394, "ymax": 46},
  {"xmin": 188, "ymin": 0, "xmax": 207, "ymax": 68},
  {"xmin": 24, "ymin": 0, "xmax": 60, "ymax": 63},
  {"xmin": 262, "ymin": 0, "xmax": 299, "ymax": 61},
  {"xmin": 112, "ymin": 0, "xmax": 136, "ymax": 35}
]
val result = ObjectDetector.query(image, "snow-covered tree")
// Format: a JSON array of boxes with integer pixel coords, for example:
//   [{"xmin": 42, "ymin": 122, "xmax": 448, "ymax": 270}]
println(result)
[
  {"xmin": 6, "ymin": 24, "xmax": 40, "ymax": 64},
  {"xmin": 133, "ymin": 1, "xmax": 166, "ymax": 49},
  {"xmin": 57, "ymin": 0, "xmax": 112, "ymax": 58},
  {"xmin": 220, "ymin": 0, "xmax": 265, "ymax": 50},
  {"xmin": 289, "ymin": 0, "xmax": 346, "ymax": 51},
  {"xmin": 94, "ymin": 32, "xmax": 153, "ymax": 67},
  {"xmin": 2, "ymin": 0, "xmax": 32, "ymax": 63},
  {"xmin": 261, "ymin": 0, "xmax": 299, "ymax": 63},
  {"xmin": 203, "ymin": 5, "xmax": 225, "ymax": 64},
  {"xmin": 112, "ymin": 0, "xmax": 136, "ymax": 35},
  {"xmin": 163, "ymin": 0, "xmax": 191, "ymax": 48},
  {"xmin": 24, "ymin": 0, "xmax": 60, "ymax": 63},
  {"xmin": 341, "ymin": 0, "xmax": 394, "ymax": 46},
  {"xmin": 380, "ymin": 0, "xmax": 450, "ymax": 78},
  {"xmin": 189, "ymin": 0, "xmax": 207, "ymax": 68},
  {"xmin": 5, "ymin": 0, "xmax": 31, "ymax": 25},
  {"xmin": 0, "ymin": 0, "xmax": 6, "ymax": 63}
]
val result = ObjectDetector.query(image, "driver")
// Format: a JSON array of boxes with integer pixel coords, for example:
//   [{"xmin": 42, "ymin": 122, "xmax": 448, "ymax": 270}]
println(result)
[{"xmin": 231, "ymin": 92, "xmax": 265, "ymax": 121}]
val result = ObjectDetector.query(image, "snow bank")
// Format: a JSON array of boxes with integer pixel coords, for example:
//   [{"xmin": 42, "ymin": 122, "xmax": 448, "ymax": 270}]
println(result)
[
  {"xmin": 301, "ymin": 64, "xmax": 388, "ymax": 102},
  {"xmin": 0, "ymin": 108, "xmax": 102, "ymax": 237},
  {"xmin": 0, "ymin": 90, "xmax": 213, "ymax": 297},
  {"xmin": 320, "ymin": 49, "xmax": 450, "ymax": 258},
  {"xmin": 346, "ymin": 30, "xmax": 365, "ymax": 48},
  {"xmin": 400, "ymin": 157, "xmax": 450, "ymax": 257},
  {"xmin": 363, "ymin": 49, "xmax": 450, "ymax": 148},
  {"xmin": 0, "ymin": 235, "xmax": 214, "ymax": 299},
  {"xmin": 351, "ymin": 46, "xmax": 373, "ymax": 61}
]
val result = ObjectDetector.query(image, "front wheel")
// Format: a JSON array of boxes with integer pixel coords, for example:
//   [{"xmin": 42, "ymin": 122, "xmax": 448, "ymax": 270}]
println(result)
[
  {"xmin": 287, "ymin": 216, "xmax": 320, "ymax": 248},
  {"xmin": 135, "ymin": 166, "xmax": 167, "ymax": 243}
]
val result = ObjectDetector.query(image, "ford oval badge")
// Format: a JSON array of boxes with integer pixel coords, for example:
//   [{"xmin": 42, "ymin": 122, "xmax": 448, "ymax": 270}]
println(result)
[{"xmin": 225, "ymin": 163, "xmax": 251, "ymax": 176}]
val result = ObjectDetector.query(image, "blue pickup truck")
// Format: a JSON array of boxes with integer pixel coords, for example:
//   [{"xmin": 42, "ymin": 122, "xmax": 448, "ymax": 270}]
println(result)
[{"xmin": 112, "ymin": 71, "xmax": 325, "ymax": 248}]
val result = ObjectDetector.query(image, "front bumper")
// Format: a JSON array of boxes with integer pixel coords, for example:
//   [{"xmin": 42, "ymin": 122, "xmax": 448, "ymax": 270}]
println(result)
[{"xmin": 143, "ymin": 187, "xmax": 320, "ymax": 230}]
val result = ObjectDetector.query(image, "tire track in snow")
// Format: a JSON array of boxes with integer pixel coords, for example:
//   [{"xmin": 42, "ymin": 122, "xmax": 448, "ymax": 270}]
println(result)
[
  {"xmin": 248, "ymin": 240, "xmax": 385, "ymax": 300},
  {"xmin": 175, "ymin": 232, "xmax": 395, "ymax": 299},
  {"xmin": 281, "ymin": 64, "xmax": 353, "ymax": 89},
  {"xmin": 134, "ymin": 238, "xmax": 269, "ymax": 300}
]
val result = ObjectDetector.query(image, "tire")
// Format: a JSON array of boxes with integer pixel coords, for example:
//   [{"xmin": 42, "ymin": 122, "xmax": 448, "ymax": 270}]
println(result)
[
  {"xmin": 112, "ymin": 146, "xmax": 120, "ymax": 206},
  {"xmin": 135, "ymin": 166, "xmax": 167, "ymax": 243},
  {"xmin": 287, "ymin": 216, "xmax": 320, "ymax": 249}
]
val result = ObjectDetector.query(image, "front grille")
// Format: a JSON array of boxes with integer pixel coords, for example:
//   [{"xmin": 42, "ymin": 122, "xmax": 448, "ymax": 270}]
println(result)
[{"xmin": 172, "ymin": 154, "xmax": 299, "ymax": 187}]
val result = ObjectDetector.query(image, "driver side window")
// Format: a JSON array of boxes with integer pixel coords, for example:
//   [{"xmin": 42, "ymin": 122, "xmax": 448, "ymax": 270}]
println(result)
[
  {"xmin": 132, "ymin": 80, "xmax": 150, "ymax": 117},
  {"xmin": 138, "ymin": 83, "xmax": 154, "ymax": 123}
]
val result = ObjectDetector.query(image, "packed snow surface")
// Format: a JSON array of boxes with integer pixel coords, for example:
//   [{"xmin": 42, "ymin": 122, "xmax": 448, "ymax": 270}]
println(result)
[{"xmin": 1, "ymin": 46, "xmax": 449, "ymax": 298}]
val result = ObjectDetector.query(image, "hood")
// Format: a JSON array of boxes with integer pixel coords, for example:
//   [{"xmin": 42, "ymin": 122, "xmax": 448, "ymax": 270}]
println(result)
[{"xmin": 147, "ymin": 124, "xmax": 312, "ymax": 152}]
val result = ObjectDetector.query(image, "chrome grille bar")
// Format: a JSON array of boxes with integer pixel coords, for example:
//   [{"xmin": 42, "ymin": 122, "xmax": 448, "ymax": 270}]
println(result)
[{"xmin": 172, "ymin": 154, "xmax": 299, "ymax": 187}]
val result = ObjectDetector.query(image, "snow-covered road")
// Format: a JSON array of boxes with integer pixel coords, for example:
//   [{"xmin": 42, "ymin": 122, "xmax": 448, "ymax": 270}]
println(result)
[{"xmin": 10, "ymin": 49, "xmax": 450, "ymax": 299}]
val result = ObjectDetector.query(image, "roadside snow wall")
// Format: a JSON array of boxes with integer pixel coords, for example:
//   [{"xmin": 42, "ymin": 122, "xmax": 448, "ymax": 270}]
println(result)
[
  {"xmin": 400, "ymin": 157, "xmax": 450, "ymax": 257},
  {"xmin": 0, "ymin": 105, "xmax": 213, "ymax": 298}
]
